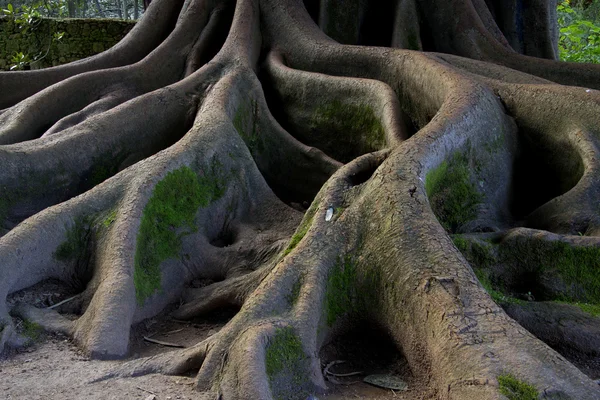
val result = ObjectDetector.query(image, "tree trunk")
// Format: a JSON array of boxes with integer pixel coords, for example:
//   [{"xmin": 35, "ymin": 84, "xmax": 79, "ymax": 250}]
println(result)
[{"xmin": 1, "ymin": 0, "xmax": 600, "ymax": 399}]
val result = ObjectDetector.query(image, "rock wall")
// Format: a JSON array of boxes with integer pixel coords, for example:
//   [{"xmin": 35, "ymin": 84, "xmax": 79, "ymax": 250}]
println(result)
[{"xmin": 0, "ymin": 17, "xmax": 135, "ymax": 70}]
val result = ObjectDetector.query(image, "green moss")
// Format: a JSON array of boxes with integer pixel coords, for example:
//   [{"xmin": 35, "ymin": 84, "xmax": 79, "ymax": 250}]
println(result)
[
  {"xmin": 288, "ymin": 278, "xmax": 303, "ymax": 305},
  {"xmin": 324, "ymin": 255, "xmax": 383, "ymax": 326},
  {"xmin": 233, "ymin": 99, "xmax": 263, "ymax": 154},
  {"xmin": 502, "ymin": 240, "xmax": 600, "ymax": 305},
  {"xmin": 311, "ymin": 100, "xmax": 385, "ymax": 163},
  {"xmin": 54, "ymin": 216, "xmax": 91, "ymax": 262},
  {"xmin": 485, "ymin": 134, "xmax": 505, "ymax": 154},
  {"xmin": 543, "ymin": 242, "xmax": 600, "ymax": 304},
  {"xmin": 497, "ymin": 374, "xmax": 538, "ymax": 400},
  {"xmin": 452, "ymin": 235, "xmax": 496, "ymax": 268},
  {"xmin": 553, "ymin": 301, "xmax": 600, "ymax": 317},
  {"xmin": 134, "ymin": 163, "xmax": 224, "ymax": 304},
  {"xmin": 325, "ymin": 256, "xmax": 357, "ymax": 326},
  {"xmin": 284, "ymin": 215, "xmax": 314, "ymax": 256},
  {"xmin": 22, "ymin": 320, "xmax": 43, "ymax": 341},
  {"xmin": 426, "ymin": 152, "xmax": 483, "ymax": 232},
  {"xmin": 283, "ymin": 202, "xmax": 319, "ymax": 257},
  {"xmin": 576, "ymin": 302, "xmax": 600, "ymax": 317},
  {"xmin": 102, "ymin": 209, "xmax": 117, "ymax": 228},
  {"xmin": 473, "ymin": 268, "xmax": 524, "ymax": 305},
  {"xmin": 265, "ymin": 327, "xmax": 305, "ymax": 378}
]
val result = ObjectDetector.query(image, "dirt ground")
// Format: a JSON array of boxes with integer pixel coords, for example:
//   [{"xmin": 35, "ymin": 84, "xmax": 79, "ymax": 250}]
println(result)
[
  {"xmin": 0, "ymin": 322, "xmax": 429, "ymax": 400},
  {"xmin": 0, "ymin": 327, "xmax": 426, "ymax": 400},
  {"xmin": 1, "ymin": 279, "xmax": 427, "ymax": 400}
]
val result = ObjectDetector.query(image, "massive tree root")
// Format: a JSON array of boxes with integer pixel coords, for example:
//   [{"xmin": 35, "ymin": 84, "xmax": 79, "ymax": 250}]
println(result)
[{"xmin": 2, "ymin": 0, "xmax": 600, "ymax": 398}]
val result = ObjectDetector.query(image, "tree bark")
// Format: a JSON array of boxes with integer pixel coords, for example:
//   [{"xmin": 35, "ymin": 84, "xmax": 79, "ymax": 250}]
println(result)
[{"xmin": 1, "ymin": 0, "xmax": 600, "ymax": 399}]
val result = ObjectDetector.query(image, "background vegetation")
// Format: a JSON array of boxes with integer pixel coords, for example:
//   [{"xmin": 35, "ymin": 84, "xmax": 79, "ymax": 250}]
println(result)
[
  {"xmin": 559, "ymin": 0, "xmax": 600, "ymax": 62},
  {"xmin": 1, "ymin": 0, "xmax": 143, "ymax": 20}
]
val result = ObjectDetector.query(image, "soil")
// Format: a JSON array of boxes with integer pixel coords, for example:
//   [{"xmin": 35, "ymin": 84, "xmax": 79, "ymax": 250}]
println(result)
[{"xmin": 1, "ymin": 280, "xmax": 432, "ymax": 399}]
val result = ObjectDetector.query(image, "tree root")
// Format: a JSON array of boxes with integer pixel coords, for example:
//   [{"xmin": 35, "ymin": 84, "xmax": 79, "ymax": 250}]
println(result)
[{"xmin": 2, "ymin": 0, "xmax": 600, "ymax": 398}]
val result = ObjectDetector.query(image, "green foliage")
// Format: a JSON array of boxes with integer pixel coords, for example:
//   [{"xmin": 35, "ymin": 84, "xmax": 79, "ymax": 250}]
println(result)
[
  {"xmin": 558, "ymin": 1, "xmax": 600, "ymax": 63},
  {"xmin": 426, "ymin": 152, "xmax": 483, "ymax": 232},
  {"xmin": 265, "ymin": 327, "xmax": 305, "ymax": 378},
  {"xmin": 497, "ymin": 374, "xmax": 539, "ymax": 400},
  {"xmin": 0, "ymin": 0, "xmax": 143, "ymax": 20},
  {"xmin": 54, "ymin": 216, "xmax": 90, "ymax": 262},
  {"xmin": 311, "ymin": 100, "xmax": 385, "ymax": 163},
  {"xmin": 9, "ymin": 51, "xmax": 31, "ymax": 70},
  {"xmin": 134, "ymin": 164, "xmax": 224, "ymax": 304},
  {"xmin": 3, "ymin": 1, "xmax": 66, "ymax": 70}
]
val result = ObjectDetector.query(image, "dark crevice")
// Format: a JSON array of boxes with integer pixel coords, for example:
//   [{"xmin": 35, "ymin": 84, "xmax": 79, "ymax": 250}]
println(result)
[
  {"xmin": 356, "ymin": 0, "xmax": 396, "ymax": 47},
  {"xmin": 210, "ymin": 226, "xmax": 236, "ymax": 248},
  {"xmin": 347, "ymin": 165, "xmax": 377, "ymax": 187},
  {"xmin": 302, "ymin": 0, "xmax": 320, "ymax": 24},
  {"xmin": 509, "ymin": 128, "xmax": 584, "ymax": 220},
  {"xmin": 320, "ymin": 323, "xmax": 412, "ymax": 389}
]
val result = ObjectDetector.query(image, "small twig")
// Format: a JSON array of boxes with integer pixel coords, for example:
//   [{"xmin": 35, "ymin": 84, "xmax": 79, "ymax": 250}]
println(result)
[
  {"xmin": 47, "ymin": 295, "xmax": 78, "ymax": 309},
  {"xmin": 143, "ymin": 336, "xmax": 185, "ymax": 348},
  {"xmin": 165, "ymin": 328, "xmax": 184, "ymax": 335},
  {"xmin": 323, "ymin": 360, "xmax": 345, "ymax": 376},
  {"xmin": 327, "ymin": 370, "xmax": 363, "ymax": 378},
  {"xmin": 136, "ymin": 386, "xmax": 156, "ymax": 395},
  {"xmin": 323, "ymin": 360, "xmax": 362, "ymax": 377},
  {"xmin": 170, "ymin": 318, "xmax": 202, "ymax": 328}
]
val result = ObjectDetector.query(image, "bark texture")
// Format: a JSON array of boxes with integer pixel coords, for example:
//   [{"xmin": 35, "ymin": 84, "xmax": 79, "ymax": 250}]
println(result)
[{"xmin": 1, "ymin": 0, "xmax": 600, "ymax": 399}]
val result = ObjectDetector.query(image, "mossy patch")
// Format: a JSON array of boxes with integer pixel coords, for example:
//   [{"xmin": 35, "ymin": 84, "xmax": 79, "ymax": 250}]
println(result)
[
  {"xmin": 233, "ymin": 98, "xmax": 263, "ymax": 154},
  {"xmin": 502, "ymin": 240, "xmax": 600, "ymax": 305},
  {"xmin": 265, "ymin": 327, "xmax": 309, "ymax": 400},
  {"xmin": 426, "ymin": 152, "xmax": 483, "ymax": 232},
  {"xmin": 473, "ymin": 268, "xmax": 524, "ymax": 305},
  {"xmin": 311, "ymin": 100, "xmax": 385, "ymax": 163},
  {"xmin": 324, "ymin": 255, "xmax": 382, "ymax": 326},
  {"xmin": 134, "ymin": 163, "xmax": 225, "ymax": 304},
  {"xmin": 283, "ymin": 212, "xmax": 315, "ymax": 257},
  {"xmin": 21, "ymin": 320, "xmax": 43, "ymax": 342},
  {"xmin": 539, "ymin": 242, "xmax": 600, "ymax": 304},
  {"xmin": 102, "ymin": 209, "xmax": 117, "ymax": 228},
  {"xmin": 452, "ymin": 235, "xmax": 496, "ymax": 268},
  {"xmin": 452, "ymin": 236, "xmax": 523, "ymax": 305},
  {"xmin": 287, "ymin": 278, "xmax": 303, "ymax": 305},
  {"xmin": 265, "ymin": 327, "xmax": 305, "ymax": 378},
  {"xmin": 575, "ymin": 302, "xmax": 600, "ymax": 317},
  {"xmin": 88, "ymin": 154, "xmax": 125, "ymax": 187},
  {"xmin": 325, "ymin": 256, "xmax": 358, "ymax": 326},
  {"xmin": 497, "ymin": 374, "xmax": 538, "ymax": 400},
  {"xmin": 54, "ymin": 216, "xmax": 91, "ymax": 262}
]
